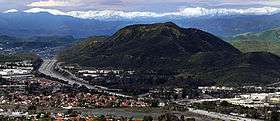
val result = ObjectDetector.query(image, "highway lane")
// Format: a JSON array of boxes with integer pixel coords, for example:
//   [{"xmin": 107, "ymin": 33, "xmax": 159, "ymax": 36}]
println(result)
[
  {"xmin": 174, "ymin": 98, "xmax": 264, "ymax": 121},
  {"xmin": 188, "ymin": 108, "xmax": 263, "ymax": 121},
  {"xmin": 38, "ymin": 59, "xmax": 131, "ymax": 98},
  {"xmin": 266, "ymin": 81, "xmax": 280, "ymax": 87}
]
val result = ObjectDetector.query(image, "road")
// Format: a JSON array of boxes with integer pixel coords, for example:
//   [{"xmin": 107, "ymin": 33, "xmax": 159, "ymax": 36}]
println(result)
[
  {"xmin": 188, "ymin": 108, "xmax": 263, "ymax": 121},
  {"xmin": 266, "ymin": 81, "xmax": 280, "ymax": 87},
  {"xmin": 265, "ymin": 78, "xmax": 280, "ymax": 86},
  {"xmin": 174, "ymin": 98, "xmax": 264, "ymax": 121},
  {"xmin": 38, "ymin": 59, "xmax": 131, "ymax": 98},
  {"xmin": 39, "ymin": 60, "xmax": 264, "ymax": 120}
]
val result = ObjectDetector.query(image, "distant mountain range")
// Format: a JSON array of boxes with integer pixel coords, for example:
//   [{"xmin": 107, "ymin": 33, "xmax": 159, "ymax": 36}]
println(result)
[
  {"xmin": 21, "ymin": 7, "xmax": 280, "ymax": 20},
  {"xmin": 58, "ymin": 22, "xmax": 280, "ymax": 87},
  {"xmin": 229, "ymin": 27, "xmax": 280, "ymax": 56},
  {"xmin": 2, "ymin": 10, "xmax": 280, "ymax": 38}
]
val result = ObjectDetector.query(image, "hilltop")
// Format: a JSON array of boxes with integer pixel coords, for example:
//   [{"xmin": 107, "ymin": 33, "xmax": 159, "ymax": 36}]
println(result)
[
  {"xmin": 58, "ymin": 22, "xmax": 280, "ymax": 87},
  {"xmin": 59, "ymin": 22, "xmax": 240, "ymax": 70}
]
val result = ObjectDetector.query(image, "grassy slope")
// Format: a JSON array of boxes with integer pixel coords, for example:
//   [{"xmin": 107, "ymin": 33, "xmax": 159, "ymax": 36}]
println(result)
[
  {"xmin": 232, "ymin": 41, "xmax": 280, "ymax": 56},
  {"xmin": 229, "ymin": 27, "xmax": 280, "ymax": 56}
]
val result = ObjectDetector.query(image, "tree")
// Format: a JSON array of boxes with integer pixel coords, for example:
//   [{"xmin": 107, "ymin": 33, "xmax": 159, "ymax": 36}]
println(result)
[
  {"xmin": 220, "ymin": 101, "xmax": 230, "ymax": 107},
  {"xmin": 151, "ymin": 100, "xmax": 159, "ymax": 107},
  {"xmin": 182, "ymin": 88, "xmax": 189, "ymax": 99},
  {"xmin": 78, "ymin": 85, "xmax": 89, "ymax": 92},
  {"xmin": 180, "ymin": 115, "xmax": 185, "ymax": 121},
  {"xmin": 271, "ymin": 111, "xmax": 280, "ymax": 121},
  {"xmin": 28, "ymin": 104, "xmax": 37, "ymax": 114},
  {"xmin": 158, "ymin": 113, "xmax": 180, "ymax": 121},
  {"xmin": 143, "ymin": 116, "xmax": 153, "ymax": 121},
  {"xmin": 98, "ymin": 115, "xmax": 106, "ymax": 121},
  {"xmin": 28, "ymin": 105, "xmax": 37, "ymax": 111}
]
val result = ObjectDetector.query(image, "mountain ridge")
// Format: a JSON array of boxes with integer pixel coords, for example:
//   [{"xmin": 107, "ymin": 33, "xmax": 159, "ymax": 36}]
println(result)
[
  {"xmin": 2, "ymin": 12, "xmax": 280, "ymax": 37},
  {"xmin": 14, "ymin": 7, "xmax": 280, "ymax": 20}
]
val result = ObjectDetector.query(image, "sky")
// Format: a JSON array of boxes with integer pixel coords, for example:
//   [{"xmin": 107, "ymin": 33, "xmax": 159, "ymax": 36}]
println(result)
[{"xmin": 1, "ymin": 0, "xmax": 280, "ymax": 12}]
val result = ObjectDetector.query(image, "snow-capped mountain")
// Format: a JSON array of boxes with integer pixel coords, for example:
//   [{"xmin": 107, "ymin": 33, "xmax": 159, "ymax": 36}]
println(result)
[
  {"xmin": 6, "ymin": 7, "xmax": 280, "ymax": 20},
  {"xmin": 1, "ymin": 7, "xmax": 280, "ymax": 38}
]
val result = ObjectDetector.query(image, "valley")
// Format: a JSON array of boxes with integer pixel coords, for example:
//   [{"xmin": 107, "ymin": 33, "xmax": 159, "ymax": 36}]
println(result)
[{"xmin": 1, "ymin": 3, "xmax": 280, "ymax": 120}]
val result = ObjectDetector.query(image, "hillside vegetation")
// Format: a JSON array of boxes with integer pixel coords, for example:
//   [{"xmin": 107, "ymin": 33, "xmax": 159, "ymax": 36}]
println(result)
[
  {"xmin": 229, "ymin": 27, "xmax": 280, "ymax": 56},
  {"xmin": 58, "ymin": 22, "xmax": 280, "ymax": 87}
]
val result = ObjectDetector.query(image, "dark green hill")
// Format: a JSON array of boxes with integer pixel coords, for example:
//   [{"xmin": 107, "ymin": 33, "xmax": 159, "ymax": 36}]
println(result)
[
  {"xmin": 58, "ymin": 22, "xmax": 280, "ymax": 87},
  {"xmin": 58, "ymin": 36, "xmax": 108, "ymax": 66},
  {"xmin": 229, "ymin": 27, "xmax": 280, "ymax": 56},
  {"xmin": 59, "ymin": 22, "xmax": 240, "ymax": 69},
  {"xmin": 184, "ymin": 52, "xmax": 280, "ymax": 86}
]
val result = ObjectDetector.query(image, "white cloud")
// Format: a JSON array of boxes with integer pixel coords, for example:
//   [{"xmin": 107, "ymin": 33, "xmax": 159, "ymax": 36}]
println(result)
[
  {"xmin": 24, "ymin": 8, "xmax": 67, "ymax": 15},
  {"xmin": 27, "ymin": 0, "xmax": 72, "ymax": 7},
  {"xmin": 3, "ymin": 9, "xmax": 18, "ymax": 13},
  {"xmin": 23, "ymin": 7, "xmax": 280, "ymax": 19}
]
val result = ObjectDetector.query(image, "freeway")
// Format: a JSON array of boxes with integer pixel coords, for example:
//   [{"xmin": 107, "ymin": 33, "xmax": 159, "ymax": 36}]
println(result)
[
  {"xmin": 266, "ymin": 81, "xmax": 280, "ymax": 87},
  {"xmin": 38, "ymin": 60, "xmax": 131, "ymax": 98},
  {"xmin": 188, "ymin": 108, "xmax": 263, "ymax": 121},
  {"xmin": 174, "ymin": 99, "xmax": 264, "ymax": 121},
  {"xmin": 265, "ymin": 78, "xmax": 280, "ymax": 86}
]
